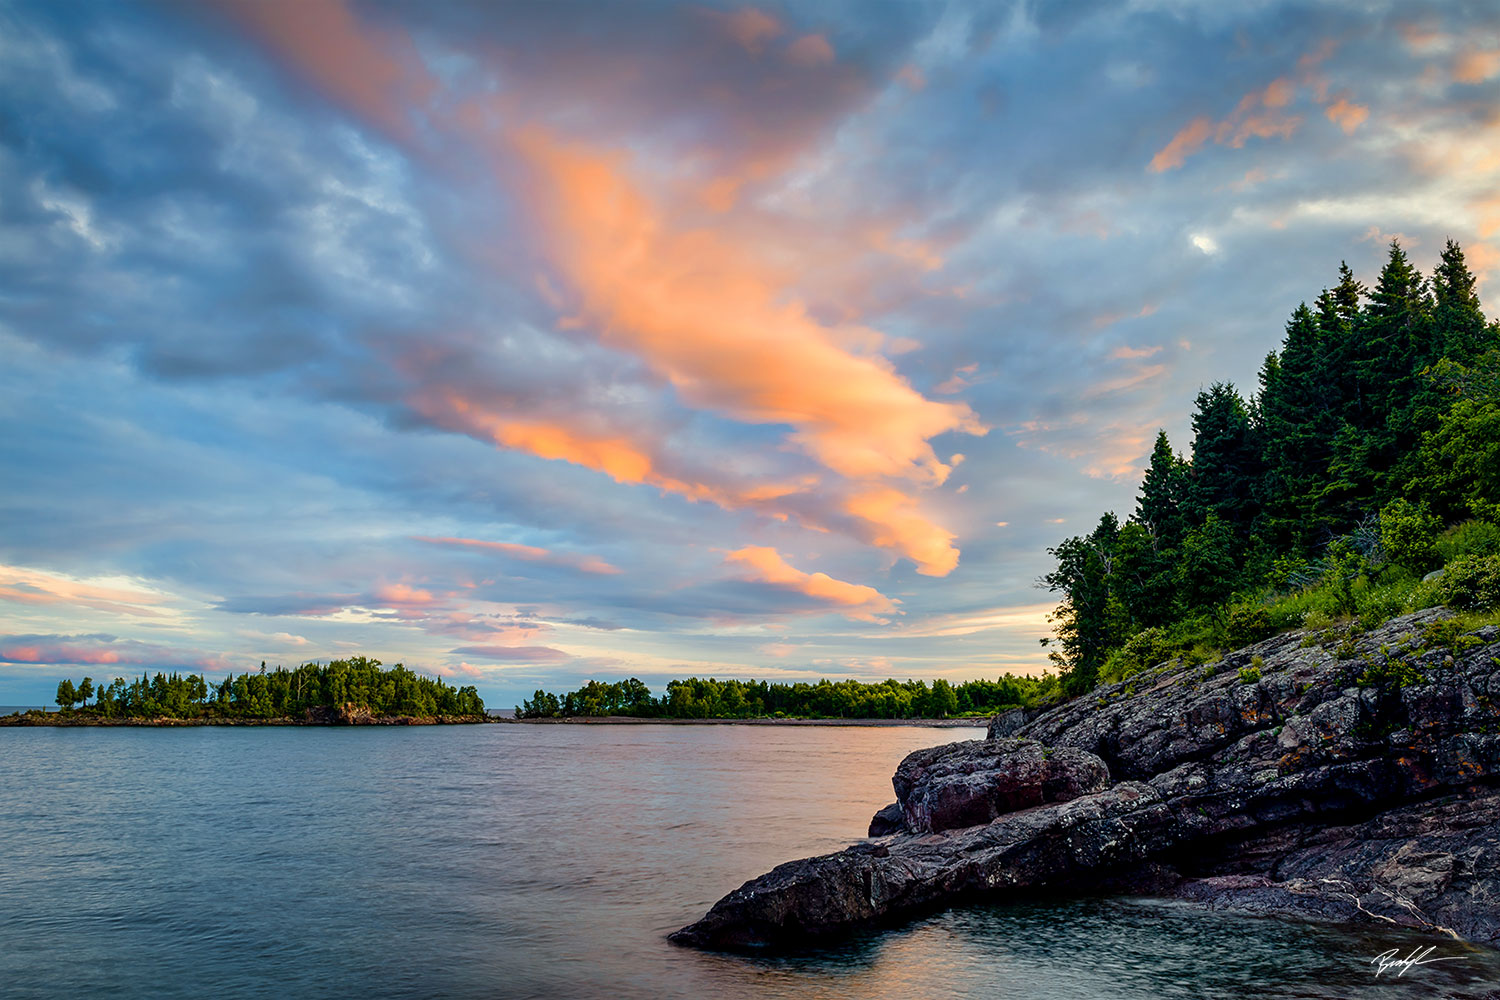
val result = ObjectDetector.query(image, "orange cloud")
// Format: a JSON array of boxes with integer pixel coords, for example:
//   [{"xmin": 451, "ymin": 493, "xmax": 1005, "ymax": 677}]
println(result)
[
  {"xmin": 1149, "ymin": 116, "xmax": 1214, "ymax": 172},
  {"xmin": 1150, "ymin": 41, "xmax": 1347, "ymax": 171},
  {"xmin": 1324, "ymin": 97, "xmax": 1368, "ymax": 134},
  {"xmin": 843, "ymin": 488, "xmax": 958, "ymax": 577},
  {"xmin": 508, "ymin": 127, "xmax": 986, "ymax": 490},
  {"xmin": 373, "ymin": 583, "xmax": 435, "ymax": 606},
  {"xmin": 1455, "ymin": 47, "xmax": 1500, "ymax": 84},
  {"xmin": 415, "ymin": 536, "xmax": 621, "ymax": 575},
  {"xmin": 725, "ymin": 546, "xmax": 897, "ymax": 622}
]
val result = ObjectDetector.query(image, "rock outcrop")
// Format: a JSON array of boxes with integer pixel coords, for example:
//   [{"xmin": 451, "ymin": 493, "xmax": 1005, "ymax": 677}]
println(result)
[{"xmin": 671, "ymin": 608, "xmax": 1500, "ymax": 952}]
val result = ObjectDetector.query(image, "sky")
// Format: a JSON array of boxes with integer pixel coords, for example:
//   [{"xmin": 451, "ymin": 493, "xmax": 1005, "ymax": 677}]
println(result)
[{"xmin": 3, "ymin": 0, "xmax": 1500, "ymax": 708}]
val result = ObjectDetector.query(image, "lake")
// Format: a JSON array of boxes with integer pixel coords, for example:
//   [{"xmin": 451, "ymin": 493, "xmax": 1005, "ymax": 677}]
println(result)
[{"xmin": 2, "ymin": 724, "xmax": 1497, "ymax": 998}]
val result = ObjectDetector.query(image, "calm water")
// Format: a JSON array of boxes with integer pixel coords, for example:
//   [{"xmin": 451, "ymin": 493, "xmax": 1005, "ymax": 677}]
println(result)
[{"xmin": 2, "ymin": 724, "xmax": 1498, "ymax": 999}]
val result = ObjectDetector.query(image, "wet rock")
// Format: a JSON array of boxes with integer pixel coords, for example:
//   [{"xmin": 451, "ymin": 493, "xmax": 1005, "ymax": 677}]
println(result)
[{"xmin": 868, "ymin": 802, "xmax": 903, "ymax": 837}]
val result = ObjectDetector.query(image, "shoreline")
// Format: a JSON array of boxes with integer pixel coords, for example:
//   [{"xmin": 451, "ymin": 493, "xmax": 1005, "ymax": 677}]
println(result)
[
  {"xmin": 0, "ymin": 711, "xmax": 494, "ymax": 728},
  {"xmin": 1, "ymin": 711, "xmax": 988, "ymax": 729},
  {"xmin": 499, "ymin": 716, "xmax": 989, "ymax": 727}
]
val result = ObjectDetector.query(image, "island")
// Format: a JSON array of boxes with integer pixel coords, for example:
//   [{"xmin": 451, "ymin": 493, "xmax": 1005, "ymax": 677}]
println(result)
[{"xmin": 1, "ymin": 656, "xmax": 489, "ymax": 726}]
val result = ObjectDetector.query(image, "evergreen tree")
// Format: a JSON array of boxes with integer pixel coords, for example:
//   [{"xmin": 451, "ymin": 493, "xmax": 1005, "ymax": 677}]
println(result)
[
  {"xmin": 1134, "ymin": 430, "xmax": 1187, "ymax": 548},
  {"xmin": 1184, "ymin": 383, "xmax": 1262, "ymax": 535}
]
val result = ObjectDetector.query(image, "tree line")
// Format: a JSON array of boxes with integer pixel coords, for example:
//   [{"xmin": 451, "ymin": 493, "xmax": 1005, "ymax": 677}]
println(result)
[
  {"xmin": 1044, "ymin": 239, "xmax": 1500, "ymax": 694},
  {"xmin": 516, "ymin": 673, "xmax": 1058, "ymax": 719},
  {"xmin": 52, "ymin": 656, "xmax": 485, "ymax": 719}
]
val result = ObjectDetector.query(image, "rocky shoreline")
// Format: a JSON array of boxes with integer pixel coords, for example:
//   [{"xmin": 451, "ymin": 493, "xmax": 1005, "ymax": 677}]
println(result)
[
  {"xmin": 0, "ymin": 705, "xmax": 493, "ymax": 727},
  {"xmin": 671, "ymin": 608, "xmax": 1500, "ymax": 952},
  {"xmin": 502, "ymin": 716, "xmax": 987, "ymax": 727}
]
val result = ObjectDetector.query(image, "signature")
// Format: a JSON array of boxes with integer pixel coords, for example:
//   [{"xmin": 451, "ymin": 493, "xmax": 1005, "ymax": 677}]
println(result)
[{"xmin": 1370, "ymin": 945, "xmax": 1469, "ymax": 978}]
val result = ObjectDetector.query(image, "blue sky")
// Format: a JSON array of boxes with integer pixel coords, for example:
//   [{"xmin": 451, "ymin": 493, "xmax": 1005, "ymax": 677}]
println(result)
[{"xmin": 3, "ymin": 0, "xmax": 1499, "ymax": 707}]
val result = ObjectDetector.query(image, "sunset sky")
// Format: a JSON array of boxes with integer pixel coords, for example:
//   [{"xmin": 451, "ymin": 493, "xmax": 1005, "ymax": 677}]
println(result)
[{"xmin": 3, "ymin": 0, "xmax": 1499, "ymax": 706}]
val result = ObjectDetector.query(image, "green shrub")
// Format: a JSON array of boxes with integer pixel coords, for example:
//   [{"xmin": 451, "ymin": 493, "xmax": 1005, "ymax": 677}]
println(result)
[
  {"xmin": 1379, "ymin": 499, "xmax": 1442, "ymax": 573},
  {"xmin": 1439, "ymin": 554, "xmax": 1500, "ymax": 611},
  {"xmin": 1226, "ymin": 604, "xmax": 1274, "ymax": 647},
  {"xmin": 1356, "ymin": 656, "xmax": 1424, "ymax": 689},
  {"xmin": 1237, "ymin": 666, "xmax": 1261, "ymax": 684},
  {"xmin": 1436, "ymin": 520, "xmax": 1500, "ymax": 564},
  {"xmin": 1098, "ymin": 627, "xmax": 1174, "ymax": 685}
]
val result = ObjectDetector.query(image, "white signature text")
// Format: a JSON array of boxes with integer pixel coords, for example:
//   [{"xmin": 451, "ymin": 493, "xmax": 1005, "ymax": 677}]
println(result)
[{"xmin": 1370, "ymin": 945, "xmax": 1468, "ymax": 978}]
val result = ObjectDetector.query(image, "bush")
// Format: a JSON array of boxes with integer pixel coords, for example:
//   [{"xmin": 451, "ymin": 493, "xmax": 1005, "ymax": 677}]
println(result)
[
  {"xmin": 1379, "ymin": 499, "xmax": 1442, "ymax": 573},
  {"xmin": 1226, "ymin": 604, "xmax": 1274, "ymax": 647},
  {"xmin": 1435, "ymin": 520, "xmax": 1500, "ymax": 564},
  {"xmin": 1439, "ymin": 554, "xmax": 1500, "ymax": 611},
  {"xmin": 1237, "ymin": 665, "xmax": 1261, "ymax": 684},
  {"xmin": 1098, "ymin": 627, "xmax": 1173, "ymax": 685}
]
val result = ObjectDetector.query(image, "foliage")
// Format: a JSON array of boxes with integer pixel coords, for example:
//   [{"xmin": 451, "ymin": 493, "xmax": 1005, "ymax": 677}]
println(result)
[
  {"xmin": 517, "ymin": 672, "xmax": 1059, "ymax": 720},
  {"xmin": 1435, "ymin": 520, "xmax": 1500, "ymax": 564},
  {"xmin": 1439, "ymin": 555, "xmax": 1500, "ymax": 611},
  {"xmin": 1379, "ymin": 499, "xmax": 1441, "ymax": 573},
  {"xmin": 53, "ymin": 657, "xmax": 483, "ymax": 720}
]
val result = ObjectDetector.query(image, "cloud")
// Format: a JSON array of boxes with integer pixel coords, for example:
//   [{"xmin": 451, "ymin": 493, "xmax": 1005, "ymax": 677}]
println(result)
[
  {"xmin": 507, "ymin": 126, "xmax": 987, "ymax": 488},
  {"xmin": 415, "ymin": 536, "xmax": 621, "ymax": 575},
  {"xmin": 1109, "ymin": 344, "xmax": 1162, "ymax": 360},
  {"xmin": 0, "ymin": 564, "xmax": 168, "ymax": 618},
  {"xmin": 0, "ymin": 633, "xmax": 231, "ymax": 672},
  {"xmin": 448, "ymin": 644, "xmax": 571, "ymax": 663},
  {"xmin": 723, "ymin": 546, "xmax": 898, "ymax": 622},
  {"xmin": 1324, "ymin": 96, "xmax": 1368, "ymax": 134},
  {"xmin": 1454, "ymin": 46, "xmax": 1500, "ymax": 84},
  {"xmin": 212, "ymin": 0, "xmax": 435, "ymax": 143},
  {"xmin": 1149, "ymin": 115, "xmax": 1214, "ymax": 172},
  {"xmin": 787, "ymin": 34, "xmax": 835, "ymax": 68},
  {"xmin": 715, "ymin": 7, "xmax": 782, "ymax": 54},
  {"xmin": 372, "ymin": 583, "xmax": 434, "ymax": 606}
]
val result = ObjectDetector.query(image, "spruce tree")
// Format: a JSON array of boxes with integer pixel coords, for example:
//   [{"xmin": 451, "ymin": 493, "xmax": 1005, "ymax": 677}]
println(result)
[{"xmin": 1184, "ymin": 383, "xmax": 1263, "ymax": 536}]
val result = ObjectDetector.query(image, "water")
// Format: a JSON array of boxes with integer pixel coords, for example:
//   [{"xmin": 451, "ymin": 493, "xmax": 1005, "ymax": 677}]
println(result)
[{"xmin": 1, "ymin": 724, "xmax": 1497, "ymax": 999}]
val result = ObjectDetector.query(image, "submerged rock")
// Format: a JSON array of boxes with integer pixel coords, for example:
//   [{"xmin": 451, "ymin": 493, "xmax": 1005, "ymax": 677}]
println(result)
[{"xmin": 671, "ymin": 608, "xmax": 1500, "ymax": 952}]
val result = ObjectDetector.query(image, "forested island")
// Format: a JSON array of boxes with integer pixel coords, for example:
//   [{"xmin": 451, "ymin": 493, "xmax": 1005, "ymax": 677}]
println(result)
[
  {"xmin": 514, "ymin": 674, "xmax": 1056, "ymax": 720},
  {"xmin": 5, "ymin": 656, "xmax": 486, "ymax": 725}
]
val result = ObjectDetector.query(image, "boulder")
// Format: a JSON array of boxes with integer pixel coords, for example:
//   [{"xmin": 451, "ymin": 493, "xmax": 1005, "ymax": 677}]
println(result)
[{"xmin": 892, "ymin": 738, "xmax": 1109, "ymax": 833}]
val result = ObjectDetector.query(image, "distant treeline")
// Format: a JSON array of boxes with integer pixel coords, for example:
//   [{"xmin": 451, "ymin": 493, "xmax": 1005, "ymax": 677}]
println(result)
[
  {"xmin": 515, "ymin": 674, "xmax": 1057, "ymax": 719},
  {"xmin": 1045, "ymin": 240, "xmax": 1500, "ymax": 695},
  {"xmin": 51, "ymin": 657, "xmax": 484, "ymax": 719}
]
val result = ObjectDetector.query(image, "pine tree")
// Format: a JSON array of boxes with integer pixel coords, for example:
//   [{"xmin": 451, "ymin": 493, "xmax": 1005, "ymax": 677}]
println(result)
[
  {"xmin": 1134, "ymin": 430, "xmax": 1188, "ymax": 548},
  {"xmin": 1184, "ymin": 383, "xmax": 1263, "ymax": 536}
]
